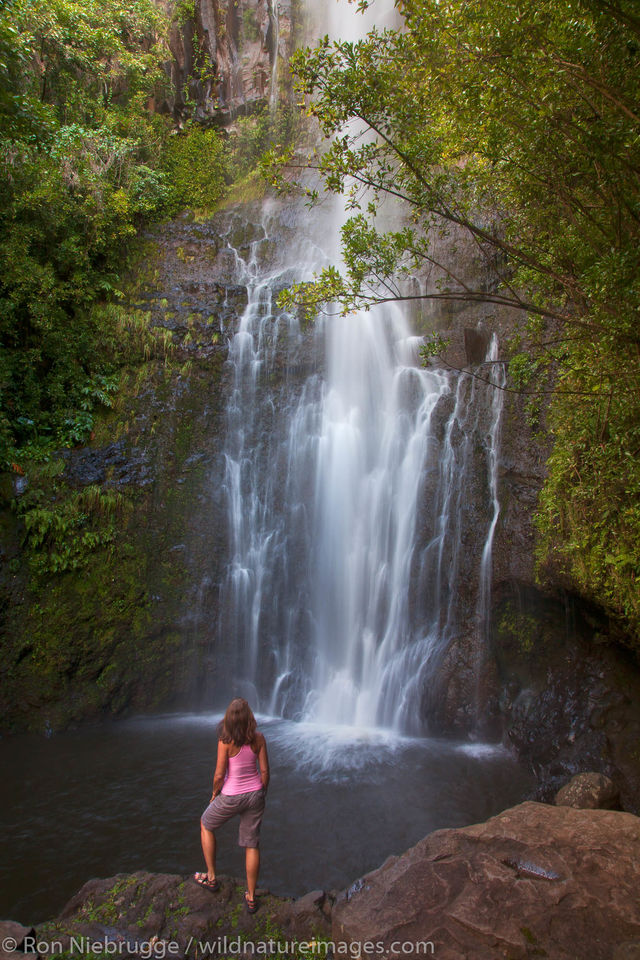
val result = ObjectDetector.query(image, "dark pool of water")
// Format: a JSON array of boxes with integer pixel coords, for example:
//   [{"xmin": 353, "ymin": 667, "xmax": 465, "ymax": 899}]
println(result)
[{"xmin": 0, "ymin": 713, "xmax": 533, "ymax": 924}]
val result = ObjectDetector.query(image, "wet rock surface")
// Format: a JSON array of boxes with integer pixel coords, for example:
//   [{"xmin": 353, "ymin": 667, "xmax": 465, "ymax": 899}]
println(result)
[
  {"xmin": 490, "ymin": 583, "xmax": 640, "ymax": 813},
  {"xmin": 402, "ymin": 220, "xmax": 640, "ymax": 809},
  {"xmin": 0, "ymin": 210, "xmax": 247, "ymax": 732},
  {"xmin": 397, "ymin": 221, "xmax": 552, "ymax": 741}
]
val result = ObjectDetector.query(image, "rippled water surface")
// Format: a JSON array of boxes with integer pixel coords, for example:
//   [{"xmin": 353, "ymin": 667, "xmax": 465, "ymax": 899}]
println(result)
[{"xmin": 0, "ymin": 713, "xmax": 533, "ymax": 923}]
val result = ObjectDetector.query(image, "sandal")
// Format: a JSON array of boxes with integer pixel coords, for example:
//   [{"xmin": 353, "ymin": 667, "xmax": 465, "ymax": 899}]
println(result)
[
  {"xmin": 194, "ymin": 872, "xmax": 220, "ymax": 892},
  {"xmin": 245, "ymin": 892, "xmax": 258, "ymax": 914}
]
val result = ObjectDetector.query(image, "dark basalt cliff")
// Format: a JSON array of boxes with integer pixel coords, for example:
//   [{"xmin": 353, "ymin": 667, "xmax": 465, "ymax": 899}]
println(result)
[
  {"xmin": 0, "ymin": 202, "xmax": 306, "ymax": 734},
  {"xmin": 391, "ymin": 223, "xmax": 640, "ymax": 810},
  {"xmin": 152, "ymin": 0, "xmax": 297, "ymax": 125}
]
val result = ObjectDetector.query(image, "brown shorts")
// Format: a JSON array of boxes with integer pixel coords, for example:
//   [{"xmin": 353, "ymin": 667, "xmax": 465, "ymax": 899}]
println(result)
[{"xmin": 201, "ymin": 788, "xmax": 265, "ymax": 848}]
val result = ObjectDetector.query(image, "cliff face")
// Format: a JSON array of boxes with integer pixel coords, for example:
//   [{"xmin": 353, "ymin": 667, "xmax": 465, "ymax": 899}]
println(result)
[
  {"xmin": 153, "ymin": 0, "xmax": 296, "ymax": 124},
  {"xmin": 0, "ymin": 223, "xmax": 233, "ymax": 734}
]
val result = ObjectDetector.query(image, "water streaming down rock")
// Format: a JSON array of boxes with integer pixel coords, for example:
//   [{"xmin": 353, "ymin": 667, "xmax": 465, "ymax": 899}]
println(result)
[
  {"xmin": 268, "ymin": 0, "xmax": 280, "ymax": 111},
  {"xmin": 478, "ymin": 335, "xmax": 506, "ymax": 636},
  {"xmin": 216, "ymin": 0, "xmax": 506, "ymax": 734}
]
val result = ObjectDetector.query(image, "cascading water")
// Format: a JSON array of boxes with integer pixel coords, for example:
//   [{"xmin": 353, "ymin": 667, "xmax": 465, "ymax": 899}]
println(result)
[
  {"xmin": 302, "ymin": 307, "xmax": 449, "ymax": 729},
  {"xmin": 478, "ymin": 335, "xmax": 506, "ymax": 630},
  {"xmin": 268, "ymin": 0, "xmax": 280, "ymax": 111},
  {"xmin": 215, "ymin": 216, "xmax": 505, "ymax": 734},
  {"xmin": 216, "ymin": 0, "xmax": 507, "ymax": 737}
]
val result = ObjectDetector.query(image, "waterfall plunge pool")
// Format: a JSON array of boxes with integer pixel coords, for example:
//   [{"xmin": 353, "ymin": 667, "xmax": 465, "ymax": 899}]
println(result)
[{"xmin": 0, "ymin": 713, "xmax": 533, "ymax": 923}]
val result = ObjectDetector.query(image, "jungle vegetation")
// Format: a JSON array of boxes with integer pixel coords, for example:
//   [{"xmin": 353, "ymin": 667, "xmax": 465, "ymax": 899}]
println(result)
[
  {"xmin": 0, "ymin": 0, "xmax": 291, "ymax": 471},
  {"xmin": 0, "ymin": 0, "xmax": 171, "ymax": 463}
]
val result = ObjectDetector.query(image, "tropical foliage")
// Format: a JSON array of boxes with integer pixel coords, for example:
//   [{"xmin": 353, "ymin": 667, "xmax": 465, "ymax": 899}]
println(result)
[{"xmin": 0, "ymin": 0, "xmax": 178, "ymax": 465}]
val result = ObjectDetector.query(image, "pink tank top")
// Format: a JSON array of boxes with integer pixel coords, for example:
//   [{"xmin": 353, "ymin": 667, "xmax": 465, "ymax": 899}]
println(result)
[{"xmin": 221, "ymin": 743, "xmax": 263, "ymax": 795}]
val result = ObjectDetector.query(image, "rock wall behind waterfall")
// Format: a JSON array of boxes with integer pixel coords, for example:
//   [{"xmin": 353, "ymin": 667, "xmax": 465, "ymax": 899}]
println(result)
[
  {"xmin": 392, "ymin": 219, "xmax": 640, "ymax": 810},
  {"xmin": 152, "ymin": 0, "xmax": 296, "ymax": 124}
]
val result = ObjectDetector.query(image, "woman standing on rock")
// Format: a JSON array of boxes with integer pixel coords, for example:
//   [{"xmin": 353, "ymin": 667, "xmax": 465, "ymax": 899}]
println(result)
[{"xmin": 194, "ymin": 698, "xmax": 270, "ymax": 914}]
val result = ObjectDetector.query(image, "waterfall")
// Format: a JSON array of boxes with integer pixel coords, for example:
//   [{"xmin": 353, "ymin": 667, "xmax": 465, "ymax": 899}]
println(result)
[
  {"xmin": 215, "ymin": 0, "xmax": 506, "ymax": 735},
  {"xmin": 478, "ymin": 334, "xmax": 506, "ymax": 633},
  {"xmin": 301, "ymin": 307, "xmax": 449, "ymax": 728},
  {"xmin": 268, "ymin": 0, "xmax": 280, "ymax": 112}
]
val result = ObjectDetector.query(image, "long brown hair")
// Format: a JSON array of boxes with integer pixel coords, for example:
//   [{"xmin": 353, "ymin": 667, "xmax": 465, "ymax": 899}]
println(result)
[{"xmin": 219, "ymin": 697, "xmax": 257, "ymax": 746}]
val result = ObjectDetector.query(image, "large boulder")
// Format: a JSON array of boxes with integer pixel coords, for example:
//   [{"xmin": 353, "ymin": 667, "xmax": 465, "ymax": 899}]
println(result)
[
  {"xmin": 332, "ymin": 801, "xmax": 640, "ymax": 960},
  {"xmin": 555, "ymin": 772, "xmax": 620, "ymax": 810}
]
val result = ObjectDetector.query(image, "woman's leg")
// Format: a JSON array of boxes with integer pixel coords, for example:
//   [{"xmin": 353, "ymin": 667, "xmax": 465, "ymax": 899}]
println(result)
[
  {"xmin": 245, "ymin": 847, "xmax": 260, "ymax": 900},
  {"xmin": 200, "ymin": 820, "xmax": 217, "ymax": 881}
]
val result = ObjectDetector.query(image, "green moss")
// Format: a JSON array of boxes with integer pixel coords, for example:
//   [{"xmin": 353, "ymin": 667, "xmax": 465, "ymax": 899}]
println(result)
[
  {"xmin": 76, "ymin": 876, "xmax": 144, "ymax": 925},
  {"xmin": 497, "ymin": 605, "xmax": 540, "ymax": 655},
  {"xmin": 209, "ymin": 168, "xmax": 268, "ymax": 213},
  {"xmin": 233, "ymin": 907, "xmax": 331, "ymax": 958},
  {"xmin": 1, "ymin": 459, "xmax": 195, "ymax": 730},
  {"xmin": 241, "ymin": 7, "xmax": 260, "ymax": 42}
]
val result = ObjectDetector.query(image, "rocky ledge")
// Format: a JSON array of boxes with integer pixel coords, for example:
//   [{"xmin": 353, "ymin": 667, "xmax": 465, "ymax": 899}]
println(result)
[
  {"xmin": 1, "ymin": 875, "xmax": 333, "ymax": 960},
  {"xmin": 3, "ymin": 796, "xmax": 640, "ymax": 960}
]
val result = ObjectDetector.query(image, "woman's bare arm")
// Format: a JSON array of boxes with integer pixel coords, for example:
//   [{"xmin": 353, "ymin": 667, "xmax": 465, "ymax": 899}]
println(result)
[
  {"xmin": 257, "ymin": 734, "xmax": 270, "ymax": 791},
  {"xmin": 211, "ymin": 740, "xmax": 228, "ymax": 800}
]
